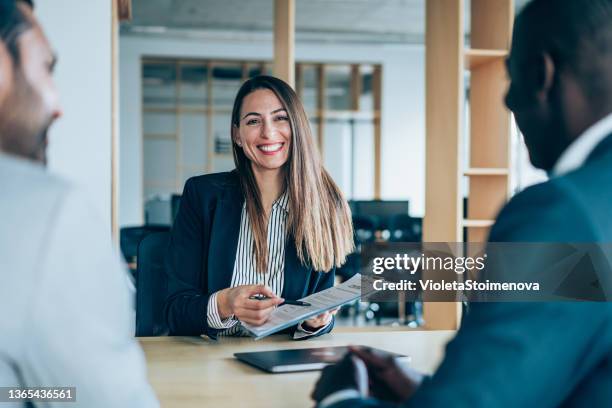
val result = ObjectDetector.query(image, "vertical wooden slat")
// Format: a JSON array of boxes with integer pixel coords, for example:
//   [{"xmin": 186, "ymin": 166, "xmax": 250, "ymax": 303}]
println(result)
[
  {"xmin": 206, "ymin": 62, "xmax": 214, "ymax": 173},
  {"xmin": 471, "ymin": 0, "xmax": 513, "ymax": 50},
  {"xmin": 139, "ymin": 61, "xmax": 145, "ymax": 222},
  {"xmin": 423, "ymin": 0, "xmax": 464, "ymax": 330},
  {"xmin": 372, "ymin": 65, "xmax": 382, "ymax": 200},
  {"xmin": 467, "ymin": 0, "xmax": 514, "ymax": 243},
  {"xmin": 175, "ymin": 62, "xmax": 182, "ymax": 192},
  {"xmin": 117, "ymin": 0, "xmax": 132, "ymax": 22},
  {"xmin": 317, "ymin": 64, "xmax": 325, "ymax": 155},
  {"xmin": 350, "ymin": 64, "xmax": 361, "ymax": 111},
  {"xmin": 470, "ymin": 60, "xmax": 511, "ymax": 169},
  {"xmin": 111, "ymin": 0, "xmax": 120, "ymax": 241},
  {"xmin": 273, "ymin": 0, "xmax": 295, "ymax": 88},
  {"xmin": 241, "ymin": 62, "xmax": 249, "ymax": 82},
  {"xmin": 295, "ymin": 63, "xmax": 304, "ymax": 100}
]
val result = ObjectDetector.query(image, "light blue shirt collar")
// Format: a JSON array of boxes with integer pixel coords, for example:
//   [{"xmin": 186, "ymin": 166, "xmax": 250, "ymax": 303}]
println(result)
[{"xmin": 552, "ymin": 112, "xmax": 612, "ymax": 176}]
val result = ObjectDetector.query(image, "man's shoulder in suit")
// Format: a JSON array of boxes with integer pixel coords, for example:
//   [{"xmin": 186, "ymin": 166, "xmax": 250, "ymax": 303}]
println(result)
[{"xmin": 490, "ymin": 147, "xmax": 612, "ymax": 243}]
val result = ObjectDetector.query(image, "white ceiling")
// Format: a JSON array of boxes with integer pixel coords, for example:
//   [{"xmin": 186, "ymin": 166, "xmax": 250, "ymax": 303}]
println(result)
[{"xmin": 122, "ymin": 0, "xmax": 531, "ymax": 44}]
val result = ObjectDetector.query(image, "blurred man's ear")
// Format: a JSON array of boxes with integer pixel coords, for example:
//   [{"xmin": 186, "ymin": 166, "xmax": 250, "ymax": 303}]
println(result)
[{"xmin": 535, "ymin": 52, "xmax": 556, "ymax": 103}]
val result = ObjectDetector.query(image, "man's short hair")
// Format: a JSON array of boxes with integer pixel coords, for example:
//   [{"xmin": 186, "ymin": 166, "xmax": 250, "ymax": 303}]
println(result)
[
  {"xmin": 517, "ymin": 0, "xmax": 612, "ymax": 99},
  {"xmin": 0, "ymin": 0, "xmax": 35, "ymax": 64}
]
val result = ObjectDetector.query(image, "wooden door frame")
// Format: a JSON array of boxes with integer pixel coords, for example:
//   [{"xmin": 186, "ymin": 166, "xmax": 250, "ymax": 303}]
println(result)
[{"xmin": 111, "ymin": 0, "xmax": 132, "ymax": 241}]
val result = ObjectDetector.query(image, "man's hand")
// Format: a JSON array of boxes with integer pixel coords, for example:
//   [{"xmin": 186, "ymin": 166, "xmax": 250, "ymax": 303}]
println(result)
[
  {"xmin": 302, "ymin": 307, "xmax": 339, "ymax": 331},
  {"xmin": 311, "ymin": 353, "xmax": 359, "ymax": 403},
  {"xmin": 217, "ymin": 285, "xmax": 284, "ymax": 326},
  {"xmin": 349, "ymin": 346, "xmax": 423, "ymax": 403}
]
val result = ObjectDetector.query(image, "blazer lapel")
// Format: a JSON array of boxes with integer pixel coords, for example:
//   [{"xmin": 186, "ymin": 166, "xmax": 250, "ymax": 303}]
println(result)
[
  {"xmin": 282, "ymin": 237, "xmax": 312, "ymax": 300},
  {"xmin": 208, "ymin": 184, "xmax": 244, "ymax": 293}
]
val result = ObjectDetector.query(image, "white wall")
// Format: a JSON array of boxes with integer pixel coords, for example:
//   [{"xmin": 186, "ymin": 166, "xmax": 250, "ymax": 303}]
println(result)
[
  {"xmin": 119, "ymin": 34, "xmax": 426, "ymax": 226},
  {"xmin": 37, "ymin": 0, "xmax": 113, "ymax": 228}
]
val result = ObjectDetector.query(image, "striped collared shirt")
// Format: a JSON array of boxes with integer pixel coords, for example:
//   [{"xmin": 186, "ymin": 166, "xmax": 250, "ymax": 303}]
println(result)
[
  {"xmin": 207, "ymin": 192, "xmax": 287, "ymax": 336},
  {"xmin": 206, "ymin": 192, "xmax": 330, "ymax": 338}
]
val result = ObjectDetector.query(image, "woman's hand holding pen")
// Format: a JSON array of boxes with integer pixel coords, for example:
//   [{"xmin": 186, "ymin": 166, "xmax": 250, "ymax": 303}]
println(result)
[{"xmin": 216, "ymin": 285, "xmax": 284, "ymax": 326}]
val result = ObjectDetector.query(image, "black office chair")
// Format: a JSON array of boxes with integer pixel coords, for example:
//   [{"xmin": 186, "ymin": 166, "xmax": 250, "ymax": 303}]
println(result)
[
  {"xmin": 336, "ymin": 215, "xmax": 378, "ymax": 281},
  {"xmin": 120, "ymin": 225, "xmax": 170, "ymax": 279},
  {"xmin": 171, "ymin": 194, "xmax": 182, "ymax": 224},
  {"xmin": 135, "ymin": 231, "xmax": 170, "ymax": 337},
  {"xmin": 388, "ymin": 214, "xmax": 422, "ymax": 242}
]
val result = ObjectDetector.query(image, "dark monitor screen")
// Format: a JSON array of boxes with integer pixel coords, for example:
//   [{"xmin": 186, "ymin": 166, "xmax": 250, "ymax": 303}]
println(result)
[
  {"xmin": 353, "ymin": 200, "xmax": 409, "ymax": 217},
  {"xmin": 350, "ymin": 200, "xmax": 409, "ymax": 229}
]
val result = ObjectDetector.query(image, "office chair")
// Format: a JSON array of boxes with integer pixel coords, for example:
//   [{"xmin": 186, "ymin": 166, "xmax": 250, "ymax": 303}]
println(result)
[
  {"xmin": 120, "ymin": 225, "xmax": 170, "ymax": 279},
  {"xmin": 135, "ymin": 231, "xmax": 170, "ymax": 337},
  {"xmin": 336, "ymin": 215, "xmax": 378, "ymax": 281},
  {"xmin": 171, "ymin": 194, "xmax": 182, "ymax": 223}
]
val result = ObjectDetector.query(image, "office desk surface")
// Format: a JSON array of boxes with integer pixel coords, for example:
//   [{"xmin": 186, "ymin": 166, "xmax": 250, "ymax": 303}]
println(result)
[{"xmin": 140, "ymin": 328, "xmax": 455, "ymax": 408}]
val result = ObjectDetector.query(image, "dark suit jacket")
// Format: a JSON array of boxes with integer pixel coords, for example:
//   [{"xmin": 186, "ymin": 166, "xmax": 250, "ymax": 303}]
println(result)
[
  {"xmin": 164, "ymin": 170, "xmax": 336, "ymax": 338},
  {"xmin": 329, "ymin": 136, "xmax": 612, "ymax": 408}
]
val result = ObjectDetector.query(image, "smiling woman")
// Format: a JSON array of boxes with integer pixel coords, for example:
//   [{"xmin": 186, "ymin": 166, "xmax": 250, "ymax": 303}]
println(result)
[{"xmin": 164, "ymin": 75, "xmax": 354, "ymax": 339}]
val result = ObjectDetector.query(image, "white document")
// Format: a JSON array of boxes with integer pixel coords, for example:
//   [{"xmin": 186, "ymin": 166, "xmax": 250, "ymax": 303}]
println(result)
[{"xmin": 241, "ymin": 273, "xmax": 376, "ymax": 340}]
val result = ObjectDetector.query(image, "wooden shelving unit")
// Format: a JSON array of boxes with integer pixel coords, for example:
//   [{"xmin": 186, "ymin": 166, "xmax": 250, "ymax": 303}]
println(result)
[
  {"xmin": 465, "ymin": 0, "xmax": 513, "ymax": 243},
  {"xmin": 463, "ymin": 167, "xmax": 509, "ymax": 176},
  {"xmin": 462, "ymin": 219, "xmax": 496, "ymax": 228},
  {"xmin": 464, "ymin": 48, "xmax": 508, "ymax": 70},
  {"xmin": 424, "ymin": 0, "xmax": 514, "ymax": 329}
]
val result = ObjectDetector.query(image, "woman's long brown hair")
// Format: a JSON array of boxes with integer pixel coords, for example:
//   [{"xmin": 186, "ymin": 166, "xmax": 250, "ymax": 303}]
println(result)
[{"xmin": 231, "ymin": 75, "xmax": 354, "ymax": 274}]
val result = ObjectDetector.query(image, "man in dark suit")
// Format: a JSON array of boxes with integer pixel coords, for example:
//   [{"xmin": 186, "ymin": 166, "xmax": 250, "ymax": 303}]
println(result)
[{"xmin": 311, "ymin": 0, "xmax": 612, "ymax": 406}]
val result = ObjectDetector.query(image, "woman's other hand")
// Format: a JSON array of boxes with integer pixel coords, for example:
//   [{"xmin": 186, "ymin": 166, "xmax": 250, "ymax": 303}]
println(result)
[
  {"xmin": 217, "ymin": 285, "xmax": 284, "ymax": 326},
  {"xmin": 302, "ymin": 307, "xmax": 339, "ymax": 331}
]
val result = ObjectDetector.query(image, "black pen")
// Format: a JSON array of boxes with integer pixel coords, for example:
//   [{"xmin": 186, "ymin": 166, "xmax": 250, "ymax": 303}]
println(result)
[
  {"xmin": 282, "ymin": 300, "xmax": 311, "ymax": 307},
  {"xmin": 249, "ymin": 295, "xmax": 311, "ymax": 307}
]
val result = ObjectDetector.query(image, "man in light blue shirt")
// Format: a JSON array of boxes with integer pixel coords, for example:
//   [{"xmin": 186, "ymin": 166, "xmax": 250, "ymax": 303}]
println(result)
[{"xmin": 0, "ymin": 1, "xmax": 158, "ymax": 406}]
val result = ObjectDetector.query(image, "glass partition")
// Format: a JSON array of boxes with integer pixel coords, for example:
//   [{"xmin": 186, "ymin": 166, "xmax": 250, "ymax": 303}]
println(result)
[{"xmin": 141, "ymin": 58, "xmax": 382, "ymax": 216}]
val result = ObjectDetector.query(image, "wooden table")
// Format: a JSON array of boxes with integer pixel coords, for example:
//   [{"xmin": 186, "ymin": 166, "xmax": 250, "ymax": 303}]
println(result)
[{"xmin": 140, "ymin": 328, "xmax": 455, "ymax": 408}]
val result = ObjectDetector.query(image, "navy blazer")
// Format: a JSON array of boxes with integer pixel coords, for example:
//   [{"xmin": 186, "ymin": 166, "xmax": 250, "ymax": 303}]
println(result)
[
  {"xmin": 328, "ymin": 135, "xmax": 612, "ymax": 408},
  {"xmin": 164, "ymin": 170, "xmax": 336, "ymax": 338}
]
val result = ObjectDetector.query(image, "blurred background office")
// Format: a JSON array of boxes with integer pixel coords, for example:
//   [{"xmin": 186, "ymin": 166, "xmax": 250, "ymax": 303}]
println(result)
[
  {"xmin": 111, "ymin": 0, "xmax": 548, "ymax": 330},
  {"xmin": 28, "ymin": 0, "xmax": 547, "ymax": 331}
]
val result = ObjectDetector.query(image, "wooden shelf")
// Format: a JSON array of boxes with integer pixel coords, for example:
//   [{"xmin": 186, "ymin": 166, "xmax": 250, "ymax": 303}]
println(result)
[
  {"xmin": 143, "ymin": 106, "xmax": 178, "ymax": 114},
  {"xmin": 306, "ymin": 110, "xmax": 381, "ymax": 120},
  {"xmin": 144, "ymin": 180, "xmax": 176, "ymax": 188},
  {"xmin": 464, "ymin": 48, "xmax": 508, "ymax": 70},
  {"xmin": 464, "ymin": 167, "xmax": 509, "ymax": 176},
  {"xmin": 462, "ymin": 219, "xmax": 495, "ymax": 228},
  {"xmin": 144, "ymin": 133, "xmax": 176, "ymax": 140},
  {"xmin": 143, "ymin": 106, "xmax": 234, "ymax": 114},
  {"xmin": 178, "ymin": 164, "xmax": 206, "ymax": 171}
]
